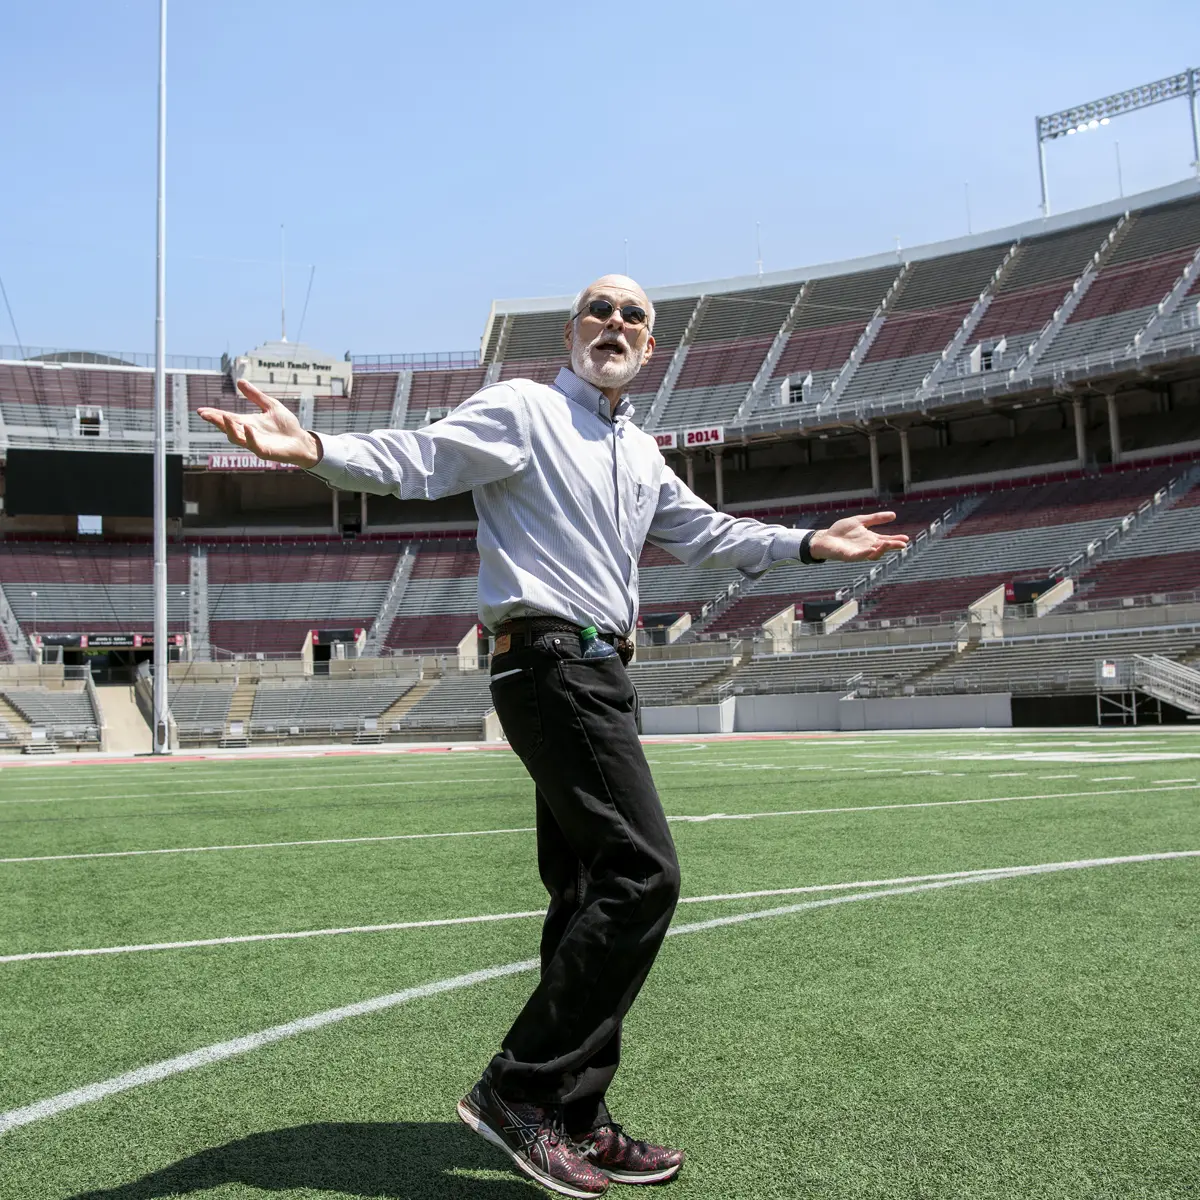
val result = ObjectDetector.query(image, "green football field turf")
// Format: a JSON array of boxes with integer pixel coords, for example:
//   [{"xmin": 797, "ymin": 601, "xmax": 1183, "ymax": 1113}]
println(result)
[{"xmin": 1, "ymin": 730, "xmax": 1197, "ymax": 1199}]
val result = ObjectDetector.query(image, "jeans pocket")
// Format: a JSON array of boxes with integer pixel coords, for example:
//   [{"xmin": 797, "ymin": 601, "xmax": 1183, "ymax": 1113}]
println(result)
[{"xmin": 490, "ymin": 667, "xmax": 543, "ymax": 760}]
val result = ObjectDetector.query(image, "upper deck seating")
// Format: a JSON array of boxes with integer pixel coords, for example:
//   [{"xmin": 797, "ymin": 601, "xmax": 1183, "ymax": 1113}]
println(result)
[
  {"xmin": 0, "ymin": 362, "xmax": 156, "ymax": 437},
  {"xmin": 651, "ymin": 283, "xmax": 803, "ymax": 430},
  {"xmin": 403, "ymin": 366, "xmax": 488, "ymax": 429},
  {"xmin": 836, "ymin": 245, "xmax": 1011, "ymax": 407},
  {"xmin": 315, "ymin": 372, "xmax": 396, "ymax": 434},
  {"xmin": 1040, "ymin": 196, "xmax": 1200, "ymax": 365},
  {"xmin": 385, "ymin": 540, "xmax": 479, "ymax": 649}
]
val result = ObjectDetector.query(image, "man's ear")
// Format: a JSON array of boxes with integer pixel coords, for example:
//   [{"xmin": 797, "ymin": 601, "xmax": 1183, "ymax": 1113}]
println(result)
[
  {"xmin": 563, "ymin": 320, "xmax": 574, "ymax": 352},
  {"xmin": 641, "ymin": 334, "xmax": 655, "ymax": 366}
]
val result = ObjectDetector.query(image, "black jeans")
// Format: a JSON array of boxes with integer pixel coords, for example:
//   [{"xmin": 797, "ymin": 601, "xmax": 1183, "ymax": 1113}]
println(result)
[{"xmin": 485, "ymin": 631, "xmax": 681, "ymax": 1134}]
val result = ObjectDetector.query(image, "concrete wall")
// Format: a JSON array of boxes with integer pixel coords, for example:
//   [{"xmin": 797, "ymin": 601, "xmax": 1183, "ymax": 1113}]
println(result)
[
  {"xmin": 641, "ymin": 696, "xmax": 735, "ymax": 735},
  {"xmin": 728, "ymin": 691, "xmax": 1011, "ymax": 732}
]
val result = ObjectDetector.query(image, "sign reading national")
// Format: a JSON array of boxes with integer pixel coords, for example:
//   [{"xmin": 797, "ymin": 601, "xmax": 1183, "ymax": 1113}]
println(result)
[
  {"xmin": 683, "ymin": 426, "xmax": 724, "ymax": 448},
  {"xmin": 206, "ymin": 453, "xmax": 297, "ymax": 471}
]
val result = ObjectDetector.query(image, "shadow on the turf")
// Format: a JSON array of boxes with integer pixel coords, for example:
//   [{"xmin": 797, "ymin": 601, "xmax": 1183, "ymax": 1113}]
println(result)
[{"xmin": 67, "ymin": 1121, "xmax": 539, "ymax": 1198}]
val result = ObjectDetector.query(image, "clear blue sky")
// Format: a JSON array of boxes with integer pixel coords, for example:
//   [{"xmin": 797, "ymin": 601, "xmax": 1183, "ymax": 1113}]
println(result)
[{"xmin": 2, "ymin": 1, "xmax": 1197, "ymax": 360}]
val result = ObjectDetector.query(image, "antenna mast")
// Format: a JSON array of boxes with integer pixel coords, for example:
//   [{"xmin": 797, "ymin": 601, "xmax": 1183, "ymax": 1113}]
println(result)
[{"xmin": 280, "ymin": 224, "xmax": 287, "ymax": 342}]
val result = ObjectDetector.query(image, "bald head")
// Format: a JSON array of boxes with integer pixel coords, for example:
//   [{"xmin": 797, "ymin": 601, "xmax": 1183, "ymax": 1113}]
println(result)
[
  {"xmin": 570, "ymin": 275, "xmax": 655, "ymax": 333},
  {"xmin": 565, "ymin": 274, "xmax": 656, "ymax": 400}
]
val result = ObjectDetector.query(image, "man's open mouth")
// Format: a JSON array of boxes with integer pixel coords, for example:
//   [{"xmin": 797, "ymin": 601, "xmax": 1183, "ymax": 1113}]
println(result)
[{"xmin": 596, "ymin": 342, "xmax": 626, "ymax": 356}]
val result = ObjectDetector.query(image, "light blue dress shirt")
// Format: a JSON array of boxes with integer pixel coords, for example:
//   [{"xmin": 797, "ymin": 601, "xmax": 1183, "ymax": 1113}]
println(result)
[{"xmin": 310, "ymin": 367, "xmax": 812, "ymax": 635}]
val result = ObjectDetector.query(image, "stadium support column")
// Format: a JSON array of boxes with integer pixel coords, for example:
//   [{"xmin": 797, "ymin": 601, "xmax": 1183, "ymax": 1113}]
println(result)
[
  {"xmin": 1106, "ymin": 393, "xmax": 1122, "ymax": 464},
  {"xmin": 331, "ymin": 489, "xmax": 339, "ymax": 534},
  {"xmin": 899, "ymin": 428, "xmax": 911, "ymax": 491},
  {"xmin": 868, "ymin": 432, "xmax": 881, "ymax": 495},
  {"xmin": 360, "ymin": 492, "xmax": 368, "ymax": 534},
  {"xmin": 713, "ymin": 449, "xmax": 725, "ymax": 509},
  {"xmin": 684, "ymin": 453, "xmax": 695, "ymax": 490},
  {"xmin": 1073, "ymin": 398, "xmax": 1087, "ymax": 467}
]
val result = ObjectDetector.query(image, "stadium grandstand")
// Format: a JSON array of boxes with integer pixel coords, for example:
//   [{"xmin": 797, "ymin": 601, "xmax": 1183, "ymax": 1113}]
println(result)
[{"xmin": 3, "ymin": 178, "xmax": 1200, "ymax": 749}]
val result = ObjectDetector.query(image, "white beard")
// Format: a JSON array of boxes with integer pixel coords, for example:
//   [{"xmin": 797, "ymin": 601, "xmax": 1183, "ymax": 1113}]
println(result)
[{"xmin": 570, "ymin": 333, "xmax": 645, "ymax": 392}]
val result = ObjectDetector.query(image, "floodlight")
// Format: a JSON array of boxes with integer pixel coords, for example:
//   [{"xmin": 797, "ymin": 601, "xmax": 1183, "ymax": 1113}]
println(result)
[{"xmin": 1035, "ymin": 67, "xmax": 1200, "ymax": 214}]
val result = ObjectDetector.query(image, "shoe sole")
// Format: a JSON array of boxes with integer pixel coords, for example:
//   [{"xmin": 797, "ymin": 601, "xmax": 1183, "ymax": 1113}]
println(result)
[
  {"xmin": 456, "ymin": 1097, "xmax": 608, "ymax": 1199},
  {"xmin": 598, "ymin": 1163, "xmax": 683, "ymax": 1185}
]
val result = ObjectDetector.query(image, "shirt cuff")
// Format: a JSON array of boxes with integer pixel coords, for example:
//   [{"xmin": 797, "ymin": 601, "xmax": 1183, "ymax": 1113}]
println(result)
[
  {"xmin": 772, "ymin": 527, "xmax": 815, "ymax": 564},
  {"xmin": 305, "ymin": 431, "xmax": 356, "ymax": 490}
]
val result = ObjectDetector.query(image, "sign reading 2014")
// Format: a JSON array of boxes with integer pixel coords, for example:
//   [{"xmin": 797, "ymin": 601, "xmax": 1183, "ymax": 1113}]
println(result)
[{"xmin": 683, "ymin": 426, "xmax": 724, "ymax": 448}]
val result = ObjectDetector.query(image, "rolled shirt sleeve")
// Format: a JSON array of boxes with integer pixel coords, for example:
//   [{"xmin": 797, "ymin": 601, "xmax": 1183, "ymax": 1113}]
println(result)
[
  {"xmin": 307, "ymin": 383, "xmax": 529, "ymax": 499},
  {"xmin": 646, "ymin": 464, "xmax": 812, "ymax": 579}
]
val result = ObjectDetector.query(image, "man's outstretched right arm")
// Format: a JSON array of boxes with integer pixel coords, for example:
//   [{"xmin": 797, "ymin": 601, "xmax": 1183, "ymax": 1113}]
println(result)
[{"xmin": 199, "ymin": 379, "xmax": 529, "ymax": 499}]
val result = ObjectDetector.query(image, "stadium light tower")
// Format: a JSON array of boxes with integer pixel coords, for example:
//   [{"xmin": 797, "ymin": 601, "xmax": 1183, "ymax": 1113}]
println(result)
[
  {"xmin": 1035, "ymin": 67, "xmax": 1200, "ymax": 217},
  {"xmin": 151, "ymin": 0, "xmax": 171, "ymax": 755}
]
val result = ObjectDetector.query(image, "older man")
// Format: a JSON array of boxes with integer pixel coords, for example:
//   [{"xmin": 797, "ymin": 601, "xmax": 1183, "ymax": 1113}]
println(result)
[{"xmin": 200, "ymin": 274, "xmax": 908, "ymax": 1198}]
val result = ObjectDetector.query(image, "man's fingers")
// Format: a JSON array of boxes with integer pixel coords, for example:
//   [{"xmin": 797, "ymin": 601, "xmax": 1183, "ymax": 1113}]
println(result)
[
  {"xmin": 858, "ymin": 511, "xmax": 898, "ymax": 527},
  {"xmin": 236, "ymin": 379, "xmax": 274, "ymax": 413}
]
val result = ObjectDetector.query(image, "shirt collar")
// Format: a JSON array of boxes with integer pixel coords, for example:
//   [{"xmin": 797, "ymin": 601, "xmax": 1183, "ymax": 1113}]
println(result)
[{"xmin": 553, "ymin": 366, "xmax": 636, "ymax": 424}]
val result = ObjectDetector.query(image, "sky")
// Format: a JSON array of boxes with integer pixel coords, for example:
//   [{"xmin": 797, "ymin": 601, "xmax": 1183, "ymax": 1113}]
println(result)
[{"xmin": 1, "ymin": 1, "xmax": 1198, "ymax": 362}]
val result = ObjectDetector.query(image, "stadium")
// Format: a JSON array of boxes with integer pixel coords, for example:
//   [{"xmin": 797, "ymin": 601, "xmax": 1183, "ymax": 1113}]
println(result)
[
  {"xmin": 2, "ymin": 20, "xmax": 1199, "ymax": 1200},
  {"xmin": 4, "ymin": 180, "xmax": 1200, "ymax": 747}
]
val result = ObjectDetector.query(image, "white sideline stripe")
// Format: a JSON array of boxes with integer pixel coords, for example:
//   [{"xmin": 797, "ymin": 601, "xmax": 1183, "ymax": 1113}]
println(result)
[
  {"xmin": 0, "ymin": 826, "xmax": 538, "ymax": 865},
  {"xmin": 1, "ymin": 850, "xmax": 1194, "ymax": 1136},
  {"xmin": 0, "ymin": 777, "xmax": 516, "ymax": 807},
  {"xmin": 0, "ymin": 960, "xmax": 540, "ymax": 1137},
  {"xmin": 0, "ymin": 762, "xmax": 899, "ymax": 806},
  {"xmin": 0, "ymin": 910, "xmax": 546, "ymax": 963},
  {"xmin": 11, "ymin": 857, "xmax": 1195, "ymax": 963},
  {"xmin": 6, "ymin": 783, "xmax": 1198, "ymax": 866}
]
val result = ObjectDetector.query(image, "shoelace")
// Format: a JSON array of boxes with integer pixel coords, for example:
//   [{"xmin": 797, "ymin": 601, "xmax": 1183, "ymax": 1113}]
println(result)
[{"xmin": 588, "ymin": 1122, "xmax": 652, "ymax": 1155}]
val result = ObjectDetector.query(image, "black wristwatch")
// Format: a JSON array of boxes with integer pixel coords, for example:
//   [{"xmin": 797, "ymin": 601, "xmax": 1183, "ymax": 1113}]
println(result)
[{"xmin": 799, "ymin": 530, "xmax": 824, "ymax": 565}]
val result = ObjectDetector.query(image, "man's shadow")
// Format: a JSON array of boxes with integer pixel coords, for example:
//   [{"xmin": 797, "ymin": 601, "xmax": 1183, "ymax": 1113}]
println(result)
[{"xmin": 68, "ymin": 1121, "xmax": 538, "ymax": 1199}]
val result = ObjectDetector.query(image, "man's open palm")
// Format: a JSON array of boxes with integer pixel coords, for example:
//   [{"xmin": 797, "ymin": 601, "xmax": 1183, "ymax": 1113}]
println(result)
[
  {"xmin": 811, "ymin": 512, "xmax": 910, "ymax": 563},
  {"xmin": 197, "ymin": 380, "xmax": 321, "ymax": 468}
]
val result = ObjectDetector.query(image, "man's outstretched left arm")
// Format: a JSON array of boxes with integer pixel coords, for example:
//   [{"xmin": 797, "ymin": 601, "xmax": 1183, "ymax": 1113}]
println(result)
[{"xmin": 646, "ymin": 464, "xmax": 909, "ymax": 573}]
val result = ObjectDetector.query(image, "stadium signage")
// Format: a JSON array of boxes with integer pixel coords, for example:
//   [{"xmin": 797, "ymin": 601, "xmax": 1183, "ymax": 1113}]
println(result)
[
  {"xmin": 654, "ymin": 432, "xmax": 677, "ymax": 450},
  {"xmin": 255, "ymin": 358, "xmax": 333, "ymax": 372},
  {"xmin": 34, "ymin": 633, "xmax": 185, "ymax": 649},
  {"xmin": 206, "ymin": 453, "xmax": 298, "ymax": 471},
  {"xmin": 683, "ymin": 426, "xmax": 724, "ymax": 448}
]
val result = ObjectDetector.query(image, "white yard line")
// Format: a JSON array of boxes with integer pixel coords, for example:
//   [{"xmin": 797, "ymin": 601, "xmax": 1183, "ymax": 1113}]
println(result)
[
  {"xmin": 12, "ymin": 856, "xmax": 1196, "ymax": 964},
  {"xmin": 6, "ymin": 784, "xmax": 1198, "ymax": 867},
  {"xmin": 1, "ymin": 850, "xmax": 1194, "ymax": 1136}
]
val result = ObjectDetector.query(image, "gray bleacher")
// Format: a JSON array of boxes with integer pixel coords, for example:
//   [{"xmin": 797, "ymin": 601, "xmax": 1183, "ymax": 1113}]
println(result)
[
  {"xmin": 209, "ymin": 582, "xmax": 389, "ymax": 623},
  {"xmin": 639, "ymin": 562, "xmax": 745, "ymax": 611},
  {"xmin": 2, "ymin": 687, "xmax": 100, "ymax": 739},
  {"xmin": 1097, "ymin": 508, "xmax": 1200, "ymax": 561},
  {"xmin": 5, "ymin": 585, "xmax": 190, "ymax": 626},
  {"xmin": 315, "ymin": 373, "xmax": 397, "ymax": 434},
  {"xmin": 723, "ymin": 644, "xmax": 954, "ymax": 696},
  {"xmin": 170, "ymin": 684, "xmax": 235, "ymax": 735},
  {"xmin": 921, "ymin": 625, "xmax": 1200, "ymax": 694},
  {"xmin": 627, "ymin": 657, "xmax": 734, "ymax": 706},
  {"xmin": 1037, "ymin": 307, "xmax": 1157, "ymax": 365},
  {"xmin": 393, "ymin": 671, "xmax": 493, "ymax": 735},
  {"xmin": 886, "ymin": 519, "xmax": 1120, "ymax": 584},
  {"xmin": 251, "ymin": 673, "xmax": 420, "ymax": 733}
]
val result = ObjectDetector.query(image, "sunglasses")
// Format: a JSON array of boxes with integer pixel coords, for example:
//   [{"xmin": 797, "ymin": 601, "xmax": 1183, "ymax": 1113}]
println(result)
[{"xmin": 573, "ymin": 298, "xmax": 649, "ymax": 327}]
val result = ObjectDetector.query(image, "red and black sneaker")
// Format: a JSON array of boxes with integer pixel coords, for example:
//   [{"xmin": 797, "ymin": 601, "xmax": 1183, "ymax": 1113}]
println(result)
[
  {"xmin": 456, "ymin": 1077, "xmax": 610, "ymax": 1198},
  {"xmin": 577, "ymin": 1122, "xmax": 685, "ymax": 1185}
]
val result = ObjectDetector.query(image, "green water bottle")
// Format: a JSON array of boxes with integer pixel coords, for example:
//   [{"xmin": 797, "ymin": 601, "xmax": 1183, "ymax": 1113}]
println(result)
[{"xmin": 580, "ymin": 625, "xmax": 618, "ymax": 659}]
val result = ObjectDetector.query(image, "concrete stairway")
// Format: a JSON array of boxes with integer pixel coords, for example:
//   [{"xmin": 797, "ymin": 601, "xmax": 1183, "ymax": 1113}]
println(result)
[
  {"xmin": 380, "ymin": 677, "xmax": 437, "ymax": 723},
  {"xmin": 95, "ymin": 684, "xmax": 151, "ymax": 755}
]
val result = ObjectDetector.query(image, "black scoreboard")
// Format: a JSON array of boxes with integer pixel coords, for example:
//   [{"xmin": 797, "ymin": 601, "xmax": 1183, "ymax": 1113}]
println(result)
[{"xmin": 5, "ymin": 449, "xmax": 183, "ymax": 518}]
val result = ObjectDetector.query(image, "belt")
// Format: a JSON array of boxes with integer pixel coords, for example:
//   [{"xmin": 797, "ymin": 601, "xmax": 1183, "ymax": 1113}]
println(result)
[{"xmin": 492, "ymin": 617, "xmax": 635, "ymax": 665}]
